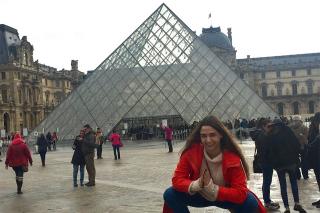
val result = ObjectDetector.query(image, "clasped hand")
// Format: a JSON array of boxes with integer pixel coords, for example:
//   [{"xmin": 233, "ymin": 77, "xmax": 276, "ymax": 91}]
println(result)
[{"xmin": 192, "ymin": 169, "xmax": 212, "ymax": 192}]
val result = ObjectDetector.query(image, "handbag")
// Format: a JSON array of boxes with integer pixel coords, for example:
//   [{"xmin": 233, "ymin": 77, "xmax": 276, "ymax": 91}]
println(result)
[
  {"xmin": 22, "ymin": 165, "xmax": 28, "ymax": 173},
  {"xmin": 253, "ymin": 147, "xmax": 262, "ymax": 173}
]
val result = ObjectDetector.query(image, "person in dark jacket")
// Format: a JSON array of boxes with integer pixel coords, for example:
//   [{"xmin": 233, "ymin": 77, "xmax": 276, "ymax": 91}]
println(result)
[
  {"xmin": 71, "ymin": 130, "xmax": 86, "ymax": 187},
  {"xmin": 46, "ymin": 132, "xmax": 52, "ymax": 151},
  {"xmin": 288, "ymin": 115, "xmax": 309, "ymax": 180},
  {"xmin": 5, "ymin": 133, "xmax": 33, "ymax": 194},
  {"xmin": 308, "ymin": 112, "xmax": 320, "ymax": 208},
  {"xmin": 37, "ymin": 134, "xmax": 49, "ymax": 167},
  {"xmin": 81, "ymin": 124, "xmax": 97, "ymax": 187},
  {"xmin": 266, "ymin": 118, "xmax": 306, "ymax": 213},
  {"xmin": 250, "ymin": 118, "xmax": 280, "ymax": 211}
]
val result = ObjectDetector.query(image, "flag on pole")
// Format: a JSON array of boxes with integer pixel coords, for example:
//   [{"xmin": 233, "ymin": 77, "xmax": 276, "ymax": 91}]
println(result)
[{"xmin": 208, "ymin": 13, "xmax": 211, "ymax": 19}]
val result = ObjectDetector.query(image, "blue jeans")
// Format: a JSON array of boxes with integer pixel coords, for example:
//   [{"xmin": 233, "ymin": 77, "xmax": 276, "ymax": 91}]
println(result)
[
  {"xmin": 13, "ymin": 166, "xmax": 24, "ymax": 177},
  {"xmin": 276, "ymin": 169, "xmax": 299, "ymax": 207},
  {"xmin": 112, "ymin": 145, "xmax": 120, "ymax": 160},
  {"xmin": 73, "ymin": 164, "xmax": 84, "ymax": 185},
  {"xmin": 261, "ymin": 163, "xmax": 274, "ymax": 204},
  {"xmin": 163, "ymin": 187, "xmax": 259, "ymax": 213}
]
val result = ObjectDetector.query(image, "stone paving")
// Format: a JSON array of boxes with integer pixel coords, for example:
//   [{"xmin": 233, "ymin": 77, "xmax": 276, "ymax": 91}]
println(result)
[{"xmin": 0, "ymin": 140, "xmax": 319, "ymax": 213}]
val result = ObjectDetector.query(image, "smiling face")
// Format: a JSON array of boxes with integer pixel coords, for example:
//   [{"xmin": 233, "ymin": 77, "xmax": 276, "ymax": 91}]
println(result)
[{"xmin": 200, "ymin": 125, "xmax": 222, "ymax": 158}]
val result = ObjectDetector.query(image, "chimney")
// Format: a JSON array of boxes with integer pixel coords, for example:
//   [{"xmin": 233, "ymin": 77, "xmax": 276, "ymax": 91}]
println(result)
[
  {"xmin": 227, "ymin": 28, "xmax": 232, "ymax": 45},
  {"xmin": 247, "ymin": 55, "xmax": 250, "ymax": 59},
  {"xmin": 71, "ymin": 60, "xmax": 78, "ymax": 71}
]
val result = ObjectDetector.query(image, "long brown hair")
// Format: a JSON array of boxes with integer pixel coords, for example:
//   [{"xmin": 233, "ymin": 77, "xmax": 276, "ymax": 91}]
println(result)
[{"xmin": 181, "ymin": 115, "xmax": 250, "ymax": 179}]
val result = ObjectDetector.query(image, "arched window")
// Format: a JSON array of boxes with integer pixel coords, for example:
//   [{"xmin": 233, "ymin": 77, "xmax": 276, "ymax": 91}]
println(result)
[
  {"xmin": 1, "ymin": 88, "xmax": 8, "ymax": 103},
  {"xmin": 291, "ymin": 81, "xmax": 298, "ymax": 95},
  {"xmin": 306, "ymin": 79, "xmax": 313, "ymax": 94},
  {"xmin": 18, "ymin": 89, "xmax": 22, "ymax": 103},
  {"xmin": 309, "ymin": 101, "xmax": 315, "ymax": 114},
  {"xmin": 277, "ymin": 103, "xmax": 284, "ymax": 115},
  {"xmin": 3, "ymin": 112, "xmax": 10, "ymax": 133},
  {"xmin": 24, "ymin": 52, "xmax": 28, "ymax": 66},
  {"xmin": 45, "ymin": 91, "xmax": 50, "ymax": 105},
  {"xmin": 276, "ymin": 82, "xmax": 283, "ymax": 96},
  {"xmin": 261, "ymin": 83, "xmax": 268, "ymax": 97},
  {"xmin": 293, "ymin": 102, "xmax": 299, "ymax": 115},
  {"xmin": 28, "ymin": 88, "xmax": 32, "ymax": 104}
]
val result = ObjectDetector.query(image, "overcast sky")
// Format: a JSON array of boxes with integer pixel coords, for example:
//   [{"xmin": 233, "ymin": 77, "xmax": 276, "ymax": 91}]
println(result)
[{"xmin": 2, "ymin": 0, "xmax": 320, "ymax": 72}]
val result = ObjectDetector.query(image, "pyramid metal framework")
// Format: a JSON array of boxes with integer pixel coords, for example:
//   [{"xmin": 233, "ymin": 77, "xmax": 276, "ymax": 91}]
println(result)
[{"xmin": 30, "ymin": 3, "xmax": 277, "ymax": 140}]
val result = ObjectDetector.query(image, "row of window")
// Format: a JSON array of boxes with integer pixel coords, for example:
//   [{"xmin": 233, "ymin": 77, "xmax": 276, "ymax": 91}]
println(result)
[
  {"xmin": 261, "ymin": 82, "xmax": 316, "ymax": 97},
  {"xmin": 44, "ymin": 78, "xmax": 70, "ymax": 88},
  {"xmin": 0, "ymin": 88, "xmax": 40, "ymax": 104},
  {"xmin": 277, "ymin": 101, "xmax": 315, "ymax": 115},
  {"xmin": 0, "ymin": 71, "xmax": 70, "ymax": 88},
  {"xmin": 261, "ymin": 68, "xmax": 312, "ymax": 79}
]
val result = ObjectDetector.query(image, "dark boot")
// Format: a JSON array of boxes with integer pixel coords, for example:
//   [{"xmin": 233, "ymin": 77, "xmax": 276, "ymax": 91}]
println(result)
[
  {"xmin": 16, "ymin": 179, "xmax": 19, "ymax": 193},
  {"xmin": 41, "ymin": 159, "xmax": 45, "ymax": 167},
  {"xmin": 17, "ymin": 180, "xmax": 23, "ymax": 194},
  {"xmin": 312, "ymin": 199, "xmax": 320, "ymax": 206}
]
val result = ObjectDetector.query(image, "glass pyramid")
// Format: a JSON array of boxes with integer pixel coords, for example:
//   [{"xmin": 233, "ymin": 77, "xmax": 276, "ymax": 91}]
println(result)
[{"xmin": 30, "ymin": 3, "xmax": 277, "ymax": 140}]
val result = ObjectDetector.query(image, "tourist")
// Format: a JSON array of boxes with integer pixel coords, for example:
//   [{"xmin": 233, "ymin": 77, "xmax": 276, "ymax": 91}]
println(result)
[
  {"xmin": 46, "ymin": 132, "xmax": 52, "ymax": 151},
  {"xmin": 266, "ymin": 118, "xmax": 306, "ymax": 213},
  {"xmin": 5, "ymin": 133, "xmax": 33, "ymax": 194},
  {"xmin": 37, "ymin": 133, "xmax": 49, "ymax": 167},
  {"xmin": 307, "ymin": 112, "xmax": 320, "ymax": 208},
  {"xmin": 250, "ymin": 118, "xmax": 280, "ymax": 211},
  {"xmin": 288, "ymin": 115, "xmax": 309, "ymax": 180},
  {"xmin": 81, "ymin": 124, "xmax": 97, "ymax": 187},
  {"xmin": 52, "ymin": 132, "xmax": 58, "ymax": 151},
  {"xmin": 96, "ymin": 128, "xmax": 103, "ymax": 159},
  {"xmin": 163, "ymin": 115, "xmax": 265, "ymax": 213},
  {"xmin": 161, "ymin": 123, "xmax": 173, "ymax": 153},
  {"xmin": 109, "ymin": 130, "xmax": 122, "ymax": 160},
  {"xmin": 71, "ymin": 129, "xmax": 85, "ymax": 187}
]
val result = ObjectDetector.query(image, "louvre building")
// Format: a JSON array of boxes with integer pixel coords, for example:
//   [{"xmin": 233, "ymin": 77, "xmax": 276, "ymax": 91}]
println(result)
[{"xmin": 29, "ymin": 4, "xmax": 277, "ymax": 141}]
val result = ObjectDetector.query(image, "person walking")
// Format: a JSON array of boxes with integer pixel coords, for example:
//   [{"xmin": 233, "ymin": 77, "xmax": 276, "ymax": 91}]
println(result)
[
  {"xmin": 266, "ymin": 118, "xmax": 306, "ymax": 213},
  {"xmin": 81, "ymin": 124, "xmax": 97, "ymax": 187},
  {"xmin": 5, "ymin": 133, "xmax": 33, "ymax": 194},
  {"xmin": 109, "ymin": 130, "xmax": 122, "ymax": 160},
  {"xmin": 307, "ymin": 112, "xmax": 320, "ymax": 208},
  {"xmin": 46, "ymin": 132, "xmax": 52, "ymax": 151},
  {"xmin": 161, "ymin": 124, "xmax": 173, "ymax": 153},
  {"xmin": 288, "ymin": 115, "xmax": 309, "ymax": 180},
  {"xmin": 163, "ymin": 115, "xmax": 266, "ymax": 213},
  {"xmin": 0, "ymin": 137, "xmax": 3, "ymax": 162},
  {"xmin": 250, "ymin": 118, "xmax": 280, "ymax": 211},
  {"xmin": 71, "ymin": 130, "xmax": 86, "ymax": 187},
  {"xmin": 37, "ymin": 134, "xmax": 49, "ymax": 167},
  {"xmin": 96, "ymin": 128, "xmax": 103, "ymax": 159},
  {"xmin": 52, "ymin": 132, "xmax": 58, "ymax": 151}
]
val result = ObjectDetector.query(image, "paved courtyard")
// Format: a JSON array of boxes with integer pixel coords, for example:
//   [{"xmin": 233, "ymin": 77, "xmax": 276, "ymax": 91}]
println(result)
[{"xmin": 0, "ymin": 140, "xmax": 319, "ymax": 213}]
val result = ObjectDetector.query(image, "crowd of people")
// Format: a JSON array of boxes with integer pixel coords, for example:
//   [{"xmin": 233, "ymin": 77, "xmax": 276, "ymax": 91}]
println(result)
[
  {"xmin": 2, "ymin": 124, "xmax": 124, "ymax": 191},
  {"xmin": 2, "ymin": 112, "xmax": 320, "ymax": 213}
]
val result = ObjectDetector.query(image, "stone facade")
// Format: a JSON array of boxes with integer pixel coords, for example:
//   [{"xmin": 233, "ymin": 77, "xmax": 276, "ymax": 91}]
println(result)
[
  {"xmin": 200, "ymin": 26, "xmax": 320, "ymax": 119},
  {"xmin": 0, "ymin": 24, "xmax": 84, "ymax": 134}
]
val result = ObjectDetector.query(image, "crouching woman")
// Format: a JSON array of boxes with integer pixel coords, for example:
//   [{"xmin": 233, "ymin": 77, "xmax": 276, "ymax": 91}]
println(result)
[{"xmin": 163, "ymin": 115, "xmax": 266, "ymax": 213}]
